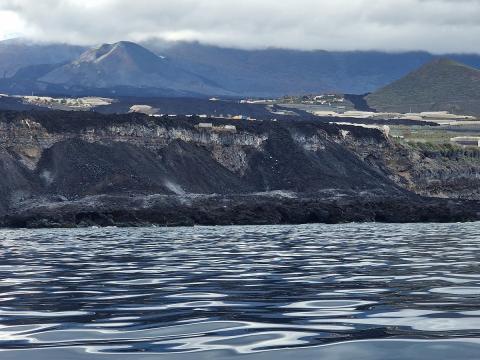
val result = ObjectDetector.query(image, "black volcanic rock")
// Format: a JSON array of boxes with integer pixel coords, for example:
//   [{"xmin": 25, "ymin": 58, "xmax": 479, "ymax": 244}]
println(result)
[
  {"xmin": 4, "ymin": 192, "xmax": 480, "ymax": 229},
  {"xmin": 35, "ymin": 138, "xmax": 252, "ymax": 197},
  {"xmin": 0, "ymin": 151, "xmax": 40, "ymax": 215},
  {"xmin": 0, "ymin": 109, "xmax": 480, "ymax": 227}
]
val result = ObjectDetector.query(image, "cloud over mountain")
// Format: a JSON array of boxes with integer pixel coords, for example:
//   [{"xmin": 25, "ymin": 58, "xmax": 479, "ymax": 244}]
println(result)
[{"xmin": 2, "ymin": 0, "xmax": 480, "ymax": 53}]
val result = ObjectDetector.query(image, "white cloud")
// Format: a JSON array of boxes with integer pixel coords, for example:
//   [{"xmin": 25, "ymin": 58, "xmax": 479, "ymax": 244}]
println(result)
[
  {"xmin": 0, "ymin": 10, "xmax": 26, "ymax": 40},
  {"xmin": 1, "ymin": 0, "xmax": 480, "ymax": 53}
]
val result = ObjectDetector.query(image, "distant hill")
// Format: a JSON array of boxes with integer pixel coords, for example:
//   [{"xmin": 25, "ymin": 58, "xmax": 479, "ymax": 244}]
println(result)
[
  {"xmin": 39, "ymin": 41, "xmax": 229, "ymax": 96},
  {"xmin": 366, "ymin": 59, "xmax": 480, "ymax": 115}
]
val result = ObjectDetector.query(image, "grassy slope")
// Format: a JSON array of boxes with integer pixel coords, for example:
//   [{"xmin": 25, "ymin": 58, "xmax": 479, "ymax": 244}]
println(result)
[{"xmin": 366, "ymin": 59, "xmax": 480, "ymax": 115}]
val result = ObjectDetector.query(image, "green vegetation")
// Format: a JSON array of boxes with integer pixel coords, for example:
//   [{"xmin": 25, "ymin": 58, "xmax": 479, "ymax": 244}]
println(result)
[
  {"xmin": 390, "ymin": 124, "xmax": 480, "ymax": 145},
  {"xmin": 367, "ymin": 58, "xmax": 480, "ymax": 116},
  {"xmin": 404, "ymin": 141, "xmax": 480, "ymax": 160},
  {"xmin": 390, "ymin": 123, "xmax": 480, "ymax": 159}
]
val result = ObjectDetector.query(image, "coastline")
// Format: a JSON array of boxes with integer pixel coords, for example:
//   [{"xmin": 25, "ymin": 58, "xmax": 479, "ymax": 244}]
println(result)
[
  {"xmin": 3, "ymin": 191, "xmax": 480, "ymax": 228},
  {"xmin": 1, "ymin": 110, "xmax": 480, "ymax": 229}
]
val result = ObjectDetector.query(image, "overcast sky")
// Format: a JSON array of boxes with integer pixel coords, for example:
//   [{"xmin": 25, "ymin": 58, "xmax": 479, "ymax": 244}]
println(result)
[{"xmin": 1, "ymin": 0, "xmax": 480, "ymax": 53}]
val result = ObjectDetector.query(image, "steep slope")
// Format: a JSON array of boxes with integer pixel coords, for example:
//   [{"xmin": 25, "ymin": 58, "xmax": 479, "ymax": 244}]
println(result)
[
  {"xmin": 0, "ymin": 110, "xmax": 399, "ymax": 200},
  {"xmin": 366, "ymin": 59, "xmax": 480, "ymax": 115},
  {"xmin": 40, "ymin": 41, "xmax": 228, "ymax": 96},
  {"xmin": 0, "ymin": 151, "xmax": 39, "ymax": 215},
  {"xmin": 1, "ymin": 110, "xmax": 480, "ymax": 226}
]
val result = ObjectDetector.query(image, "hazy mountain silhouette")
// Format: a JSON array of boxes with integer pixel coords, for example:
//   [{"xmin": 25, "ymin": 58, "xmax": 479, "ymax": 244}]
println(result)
[
  {"xmin": 2, "ymin": 39, "xmax": 480, "ymax": 97},
  {"xmin": 40, "ymin": 41, "xmax": 228, "ymax": 96}
]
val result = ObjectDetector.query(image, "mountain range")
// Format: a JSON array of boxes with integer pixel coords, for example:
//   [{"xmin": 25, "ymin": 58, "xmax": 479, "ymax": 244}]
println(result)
[
  {"xmin": 2, "ymin": 38, "xmax": 480, "ymax": 99},
  {"xmin": 0, "ymin": 38, "xmax": 84, "ymax": 78}
]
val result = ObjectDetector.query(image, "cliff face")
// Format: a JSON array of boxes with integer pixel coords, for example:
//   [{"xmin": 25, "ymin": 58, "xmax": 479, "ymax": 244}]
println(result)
[
  {"xmin": 0, "ymin": 110, "xmax": 479, "ymax": 226},
  {"xmin": 0, "ymin": 111, "xmax": 396, "ymax": 200},
  {"xmin": 401, "ymin": 145, "xmax": 480, "ymax": 199},
  {"xmin": 343, "ymin": 135, "xmax": 480, "ymax": 200}
]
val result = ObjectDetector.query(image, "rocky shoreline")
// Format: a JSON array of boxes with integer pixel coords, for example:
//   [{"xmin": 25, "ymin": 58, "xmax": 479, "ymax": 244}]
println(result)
[
  {"xmin": 3, "ymin": 191, "xmax": 480, "ymax": 228},
  {"xmin": 1, "ymin": 110, "xmax": 480, "ymax": 228}
]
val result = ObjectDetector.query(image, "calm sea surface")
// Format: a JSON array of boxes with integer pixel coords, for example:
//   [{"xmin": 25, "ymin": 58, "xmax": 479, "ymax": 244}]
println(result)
[{"xmin": 0, "ymin": 223, "xmax": 479, "ymax": 359}]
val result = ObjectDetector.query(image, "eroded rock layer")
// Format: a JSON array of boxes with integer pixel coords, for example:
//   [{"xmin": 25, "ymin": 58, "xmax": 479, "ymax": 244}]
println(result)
[{"xmin": 0, "ymin": 110, "xmax": 479, "ymax": 226}]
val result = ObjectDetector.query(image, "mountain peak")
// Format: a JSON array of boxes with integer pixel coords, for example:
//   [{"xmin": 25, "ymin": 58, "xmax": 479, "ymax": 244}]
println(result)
[
  {"xmin": 422, "ymin": 57, "xmax": 477, "ymax": 71},
  {"xmin": 38, "ymin": 40, "xmax": 226, "ymax": 96},
  {"xmin": 115, "ymin": 40, "xmax": 138, "ymax": 47},
  {"xmin": 77, "ymin": 41, "xmax": 163, "ymax": 65}
]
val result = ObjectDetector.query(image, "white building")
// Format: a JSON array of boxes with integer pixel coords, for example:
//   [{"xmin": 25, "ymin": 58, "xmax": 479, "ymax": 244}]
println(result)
[{"xmin": 450, "ymin": 137, "xmax": 480, "ymax": 147}]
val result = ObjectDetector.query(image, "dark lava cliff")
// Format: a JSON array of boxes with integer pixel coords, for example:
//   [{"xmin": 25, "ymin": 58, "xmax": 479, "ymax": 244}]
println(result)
[{"xmin": 0, "ymin": 110, "xmax": 479, "ymax": 227}]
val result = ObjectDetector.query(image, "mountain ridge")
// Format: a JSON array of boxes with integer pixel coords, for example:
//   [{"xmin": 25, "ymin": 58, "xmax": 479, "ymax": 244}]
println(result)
[
  {"xmin": 2, "ymin": 39, "xmax": 480, "ymax": 97},
  {"xmin": 39, "ymin": 41, "xmax": 230, "ymax": 96}
]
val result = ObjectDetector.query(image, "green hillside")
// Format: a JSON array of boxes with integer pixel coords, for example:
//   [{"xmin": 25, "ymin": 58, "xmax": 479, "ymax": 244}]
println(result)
[{"xmin": 366, "ymin": 58, "xmax": 480, "ymax": 115}]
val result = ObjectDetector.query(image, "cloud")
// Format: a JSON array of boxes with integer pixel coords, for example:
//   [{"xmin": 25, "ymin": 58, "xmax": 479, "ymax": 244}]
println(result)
[
  {"xmin": 1, "ymin": 0, "xmax": 480, "ymax": 53},
  {"xmin": 0, "ymin": 10, "xmax": 26, "ymax": 40}
]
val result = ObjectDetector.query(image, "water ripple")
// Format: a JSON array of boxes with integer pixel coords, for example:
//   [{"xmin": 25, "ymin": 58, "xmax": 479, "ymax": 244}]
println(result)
[{"xmin": 0, "ymin": 222, "xmax": 479, "ymax": 359}]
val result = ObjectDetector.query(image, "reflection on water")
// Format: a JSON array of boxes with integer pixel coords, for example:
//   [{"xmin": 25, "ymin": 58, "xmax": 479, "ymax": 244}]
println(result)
[{"xmin": 0, "ymin": 223, "xmax": 479, "ymax": 359}]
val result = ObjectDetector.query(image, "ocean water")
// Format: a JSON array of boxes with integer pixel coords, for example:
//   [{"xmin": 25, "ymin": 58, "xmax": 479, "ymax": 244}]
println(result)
[{"xmin": 0, "ymin": 223, "xmax": 479, "ymax": 359}]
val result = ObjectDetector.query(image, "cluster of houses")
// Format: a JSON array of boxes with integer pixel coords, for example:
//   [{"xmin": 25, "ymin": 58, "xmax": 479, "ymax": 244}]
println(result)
[
  {"xmin": 21, "ymin": 96, "xmax": 113, "ymax": 110},
  {"xmin": 149, "ymin": 113, "xmax": 256, "ymax": 121},
  {"xmin": 281, "ymin": 94, "xmax": 346, "ymax": 106}
]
